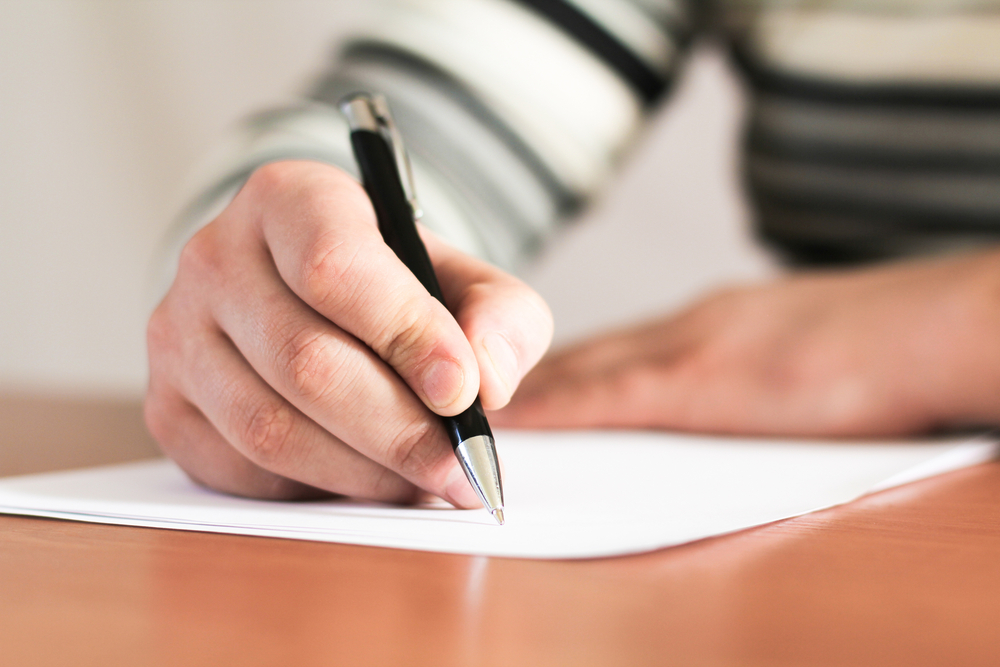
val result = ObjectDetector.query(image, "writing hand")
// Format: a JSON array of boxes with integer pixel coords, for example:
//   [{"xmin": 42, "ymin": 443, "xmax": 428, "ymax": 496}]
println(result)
[{"xmin": 145, "ymin": 161, "xmax": 552, "ymax": 505}]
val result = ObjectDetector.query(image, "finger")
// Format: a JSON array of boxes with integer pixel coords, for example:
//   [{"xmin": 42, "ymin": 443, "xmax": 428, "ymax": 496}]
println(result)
[
  {"xmin": 145, "ymin": 384, "xmax": 326, "ymax": 500},
  {"xmin": 488, "ymin": 355, "xmax": 621, "ymax": 429},
  {"xmin": 492, "ymin": 323, "xmax": 701, "ymax": 429},
  {"xmin": 166, "ymin": 326, "xmax": 436, "ymax": 504},
  {"xmin": 493, "ymin": 363, "xmax": 676, "ymax": 429},
  {"xmin": 239, "ymin": 162, "xmax": 479, "ymax": 416},
  {"xmin": 423, "ymin": 229, "xmax": 554, "ymax": 409},
  {"xmin": 193, "ymin": 266, "xmax": 482, "ymax": 508},
  {"xmin": 201, "ymin": 229, "xmax": 482, "ymax": 506}
]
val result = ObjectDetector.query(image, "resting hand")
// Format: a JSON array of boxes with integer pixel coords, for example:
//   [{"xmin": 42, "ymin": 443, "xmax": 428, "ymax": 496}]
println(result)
[
  {"xmin": 496, "ymin": 250, "xmax": 1000, "ymax": 437},
  {"xmin": 145, "ymin": 161, "xmax": 552, "ymax": 505}
]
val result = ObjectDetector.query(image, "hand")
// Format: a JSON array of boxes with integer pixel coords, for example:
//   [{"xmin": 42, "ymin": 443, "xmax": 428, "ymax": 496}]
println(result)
[
  {"xmin": 145, "ymin": 161, "xmax": 552, "ymax": 504},
  {"xmin": 495, "ymin": 250, "xmax": 1000, "ymax": 437}
]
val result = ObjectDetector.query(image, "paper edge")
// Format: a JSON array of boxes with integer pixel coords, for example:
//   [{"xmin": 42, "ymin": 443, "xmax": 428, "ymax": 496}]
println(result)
[{"xmin": 2, "ymin": 435, "xmax": 997, "ymax": 560}]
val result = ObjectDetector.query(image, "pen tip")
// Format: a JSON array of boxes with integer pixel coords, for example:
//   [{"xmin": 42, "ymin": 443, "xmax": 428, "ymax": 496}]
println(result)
[{"xmin": 492, "ymin": 508, "xmax": 504, "ymax": 526}]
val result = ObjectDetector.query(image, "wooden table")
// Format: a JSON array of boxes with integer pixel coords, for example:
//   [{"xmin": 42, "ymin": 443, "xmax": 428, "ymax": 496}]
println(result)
[{"xmin": 2, "ymin": 393, "xmax": 1000, "ymax": 666}]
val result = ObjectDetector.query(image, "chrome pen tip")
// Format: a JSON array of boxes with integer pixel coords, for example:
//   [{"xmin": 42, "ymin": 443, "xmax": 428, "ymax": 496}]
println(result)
[{"xmin": 492, "ymin": 508, "xmax": 505, "ymax": 526}]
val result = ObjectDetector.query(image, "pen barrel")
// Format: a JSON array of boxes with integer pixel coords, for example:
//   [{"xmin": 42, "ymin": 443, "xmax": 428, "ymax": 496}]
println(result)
[
  {"xmin": 443, "ymin": 397, "xmax": 494, "ymax": 449},
  {"xmin": 350, "ymin": 130, "xmax": 444, "ymax": 302},
  {"xmin": 349, "ymin": 129, "xmax": 493, "ymax": 452}
]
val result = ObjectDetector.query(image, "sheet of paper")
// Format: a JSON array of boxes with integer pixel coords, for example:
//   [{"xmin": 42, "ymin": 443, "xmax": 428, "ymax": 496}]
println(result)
[{"xmin": 0, "ymin": 430, "xmax": 994, "ymax": 559}]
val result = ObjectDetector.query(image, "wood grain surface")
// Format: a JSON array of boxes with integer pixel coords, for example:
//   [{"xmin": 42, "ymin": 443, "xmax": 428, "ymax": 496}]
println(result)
[{"xmin": 2, "ymin": 395, "xmax": 1000, "ymax": 667}]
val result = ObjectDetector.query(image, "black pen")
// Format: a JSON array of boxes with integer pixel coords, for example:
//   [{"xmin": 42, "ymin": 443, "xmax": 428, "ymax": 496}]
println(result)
[{"xmin": 340, "ymin": 93, "xmax": 504, "ymax": 525}]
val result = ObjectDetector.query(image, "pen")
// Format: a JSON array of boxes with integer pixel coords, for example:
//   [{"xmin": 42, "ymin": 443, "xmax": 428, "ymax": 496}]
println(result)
[{"xmin": 339, "ymin": 93, "xmax": 505, "ymax": 526}]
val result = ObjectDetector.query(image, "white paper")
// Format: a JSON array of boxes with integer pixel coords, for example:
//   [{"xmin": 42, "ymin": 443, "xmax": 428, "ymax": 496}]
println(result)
[{"xmin": 0, "ymin": 430, "xmax": 994, "ymax": 559}]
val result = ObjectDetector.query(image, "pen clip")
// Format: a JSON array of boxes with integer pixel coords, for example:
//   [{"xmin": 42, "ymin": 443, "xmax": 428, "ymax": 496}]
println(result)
[
  {"xmin": 340, "ymin": 93, "xmax": 423, "ymax": 222},
  {"xmin": 369, "ymin": 95, "xmax": 423, "ymax": 222}
]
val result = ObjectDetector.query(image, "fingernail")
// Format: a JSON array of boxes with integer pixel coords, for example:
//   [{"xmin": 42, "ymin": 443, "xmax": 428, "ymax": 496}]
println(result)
[
  {"xmin": 422, "ymin": 358, "xmax": 465, "ymax": 409},
  {"xmin": 483, "ymin": 332, "xmax": 518, "ymax": 396},
  {"xmin": 444, "ymin": 463, "xmax": 482, "ymax": 509}
]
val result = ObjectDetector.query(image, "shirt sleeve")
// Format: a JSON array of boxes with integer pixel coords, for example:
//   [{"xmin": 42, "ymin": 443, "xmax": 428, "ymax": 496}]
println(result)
[{"xmin": 157, "ymin": 0, "xmax": 695, "ymax": 293}]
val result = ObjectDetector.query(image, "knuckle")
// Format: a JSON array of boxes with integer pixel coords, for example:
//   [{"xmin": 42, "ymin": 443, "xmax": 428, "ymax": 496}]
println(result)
[
  {"xmin": 277, "ymin": 327, "xmax": 351, "ymax": 401},
  {"xmin": 299, "ymin": 234, "xmax": 363, "ymax": 307},
  {"xmin": 142, "ymin": 394, "xmax": 173, "ymax": 447},
  {"xmin": 385, "ymin": 419, "xmax": 439, "ymax": 480},
  {"xmin": 145, "ymin": 302, "xmax": 191, "ymax": 379},
  {"xmin": 241, "ymin": 400, "xmax": 298, "ymax": 467},
  {"xmin": 249, "ymin": 160, "xmax": 362, "ymax": 216},
  {"xmin": 145, "ymin": 302, "xmax": 173, "ymax": 353},
  {"xmin": 177, "ymin": 225, "xmax": 222, "ymax": 280},
  {"xmin": 245, "ymin": 161, "xmax": 298, "ymax": 202},
  {"xmin": 299, "ymin": 233, "xmax": 389, "ymax": 319},
  {"xmin": 375, "ymin": 310, "xmax": 439, "ymax": 370}
]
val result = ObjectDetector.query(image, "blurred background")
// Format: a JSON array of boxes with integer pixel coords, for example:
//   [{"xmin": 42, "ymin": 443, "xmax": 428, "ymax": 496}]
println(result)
[{"xmin": 0, "ymin": 1, "xmax": 774, "ymax": 405}]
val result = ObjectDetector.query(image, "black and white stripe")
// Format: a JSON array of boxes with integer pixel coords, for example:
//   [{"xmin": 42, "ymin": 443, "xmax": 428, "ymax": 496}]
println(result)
[
  {"xmin": 725, "ymin": 1, "xmax": 1000, "ymax": 262},
  {"xmin": 170, "ymin": 0, "xmax": 1000, "ymax": 276}
]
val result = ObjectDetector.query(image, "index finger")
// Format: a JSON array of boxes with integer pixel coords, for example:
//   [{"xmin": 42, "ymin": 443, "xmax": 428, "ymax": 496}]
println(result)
[{"xmin": 240, "ymin": 161, "xmax": 481, "ymax": 417}]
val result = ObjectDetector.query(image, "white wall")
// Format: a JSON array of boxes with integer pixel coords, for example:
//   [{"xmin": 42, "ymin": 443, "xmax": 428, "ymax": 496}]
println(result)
[{"xmin": 0, "ymin": 1, "xmax": 775, "ymax": 398}]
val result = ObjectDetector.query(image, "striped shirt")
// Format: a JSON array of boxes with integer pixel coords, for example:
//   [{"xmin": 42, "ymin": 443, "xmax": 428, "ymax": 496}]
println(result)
[{"xmin": 170, "ymin": 0, "xmax": 1000, "ymax": 271}]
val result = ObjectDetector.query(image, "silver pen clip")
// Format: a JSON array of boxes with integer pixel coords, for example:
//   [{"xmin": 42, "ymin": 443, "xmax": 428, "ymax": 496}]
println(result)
[{"xmin": 339, "ymin": 93, "xmax": 423, "ymax": 221}]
